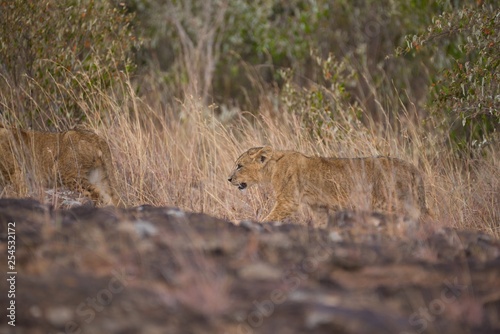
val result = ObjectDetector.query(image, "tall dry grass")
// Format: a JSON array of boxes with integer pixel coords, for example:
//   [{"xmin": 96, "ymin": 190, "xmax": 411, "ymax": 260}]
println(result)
[{"xmin": 0, "ymin": 71, "xmax": 498, "ymax": 237}]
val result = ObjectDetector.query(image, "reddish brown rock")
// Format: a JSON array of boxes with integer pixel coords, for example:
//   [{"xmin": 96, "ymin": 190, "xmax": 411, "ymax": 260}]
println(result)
[{"xmin": 0, "ymin": 199, "xmax": 499, "ymax": 333}]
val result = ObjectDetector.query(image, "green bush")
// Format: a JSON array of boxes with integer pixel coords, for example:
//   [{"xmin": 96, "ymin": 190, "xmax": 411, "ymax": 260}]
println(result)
[
  {"xmin": 126, "ymin": 0, "xmax": 328, "ymax": 108},
  {"xmin": 280, "ymin": 51, "xmax": 363, "ymax": 141},
  {"xmin": 130, "ymin": 0, "xmax": 463, "ymax": 120},
  {"xmin": 405, "ymin": 2, "xmax": 499, "ymax": 151},
  {"xmin": 0, "ymin": 0, "xmax": 139, "ymax": 125}
]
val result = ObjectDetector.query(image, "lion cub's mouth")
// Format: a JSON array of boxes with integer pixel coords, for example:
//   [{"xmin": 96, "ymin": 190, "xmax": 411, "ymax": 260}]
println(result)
[{"xmin": 238, "ymin": 183, "xmax": 247, "ymax": 190}]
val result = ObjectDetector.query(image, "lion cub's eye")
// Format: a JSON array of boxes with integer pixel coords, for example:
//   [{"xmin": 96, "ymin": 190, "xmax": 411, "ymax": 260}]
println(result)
[{"xmin": 236, "ymin": 164, "xmax": 243, "ymax": 170}]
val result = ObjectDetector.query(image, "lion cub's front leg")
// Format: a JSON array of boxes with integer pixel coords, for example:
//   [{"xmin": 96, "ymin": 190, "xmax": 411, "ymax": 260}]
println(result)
[{"xmin": 262, "ymin": 194, "xmax": 299, "ymax": 222}]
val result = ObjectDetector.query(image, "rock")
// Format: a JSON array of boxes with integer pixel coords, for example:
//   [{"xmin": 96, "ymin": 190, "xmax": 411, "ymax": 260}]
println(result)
[{"xmin": 0, "ymin": 198, "xmax": 498, "ymax": 334}]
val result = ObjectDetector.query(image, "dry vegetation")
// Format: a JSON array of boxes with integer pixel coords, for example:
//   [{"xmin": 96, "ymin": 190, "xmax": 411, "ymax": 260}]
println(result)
[
  {"xmin": 0, "ymin": 1, "xmax": 498, "ymax": 238},
  {"xmin": 0, "ymin": 68, "xmax": 498, "ymax": 237}
]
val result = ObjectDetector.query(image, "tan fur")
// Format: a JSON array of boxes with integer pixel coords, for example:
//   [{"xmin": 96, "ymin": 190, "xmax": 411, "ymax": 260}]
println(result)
[
  {"xmin": 228, "ymin": 146, "xmax": 429, "ymax": 222},
  {"xmin": 0, "ymin": 123, "xmax": 120, "ymax": 206}
]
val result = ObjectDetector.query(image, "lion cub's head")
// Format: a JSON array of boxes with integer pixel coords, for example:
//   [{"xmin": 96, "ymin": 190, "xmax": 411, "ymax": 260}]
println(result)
[{"xmin": 228, "ymin": 146, "xmax": 273, "ymax": 190}]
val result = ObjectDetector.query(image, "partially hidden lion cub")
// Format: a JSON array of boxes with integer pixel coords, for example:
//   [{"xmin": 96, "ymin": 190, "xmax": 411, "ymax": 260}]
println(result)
[
  {"xmin": 228, "ymin": 146, "xmax": 430, "ymax": 222},
  {"xmin": 0, "ymin": 123, "xmax": 120, "ymax": 206}
]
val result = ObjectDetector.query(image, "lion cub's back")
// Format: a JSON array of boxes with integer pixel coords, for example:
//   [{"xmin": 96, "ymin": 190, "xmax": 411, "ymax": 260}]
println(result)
[
  {"xmin": 350, "ymin": 156, "xmax": 426, "ymax": 213},
  {"xmin": 317, "ymin": 155, "xmax": 420, "ymax": 181},
  {"xmin": 306, "ymin": 155, "xmax": 426, "ymax": 213}
]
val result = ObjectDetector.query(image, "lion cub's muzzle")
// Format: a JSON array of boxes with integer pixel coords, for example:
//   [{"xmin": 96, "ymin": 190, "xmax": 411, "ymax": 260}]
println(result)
[{"xmin": 227, "ymin": 177, "xmax": 247, "ymax": 190}]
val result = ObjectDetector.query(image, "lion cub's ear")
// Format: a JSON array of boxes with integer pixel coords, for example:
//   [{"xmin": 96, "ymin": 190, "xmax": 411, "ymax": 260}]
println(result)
[{"xmin": 258, "ymin": 146, "xmax": 273, "ymax": 163}]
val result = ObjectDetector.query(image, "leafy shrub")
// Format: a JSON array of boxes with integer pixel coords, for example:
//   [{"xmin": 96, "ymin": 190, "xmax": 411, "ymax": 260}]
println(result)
[
  {"xmin": 0, "ymin": 0, "xmax": 139, "ymax": 125},
  {"xmin": 125, "ymin": 0, "xmax": 329, "ymax": 108},
  {"xmin": 405, "ymin": 2, "xmax": 499, "ymax": 151},
  {"xmin": 280, "ymin": 51, "xmax": 363, "ymax": 141},
  {"xmin": 130, "ymin": 0, "xmax": 466, "ymax": 121}
]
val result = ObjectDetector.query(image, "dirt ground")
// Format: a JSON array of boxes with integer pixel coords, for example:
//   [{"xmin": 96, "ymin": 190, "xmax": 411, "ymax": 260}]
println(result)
[{"xmin": 1, "ymin": 198, "xmax": 499, "ymax": 334}]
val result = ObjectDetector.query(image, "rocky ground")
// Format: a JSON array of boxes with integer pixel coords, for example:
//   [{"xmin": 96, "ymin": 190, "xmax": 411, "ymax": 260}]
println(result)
[{"xmin": 0, "ymin": 198, "xmax": 499, "ymax": 334}]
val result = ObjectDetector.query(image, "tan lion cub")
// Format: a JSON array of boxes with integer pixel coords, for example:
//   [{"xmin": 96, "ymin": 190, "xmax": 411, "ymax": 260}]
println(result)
[
  {"xmin": 0, "ymin": 123, "xmax": 120, "ymax": 206},
  {"xmin": 228, "ymin": 146, "xmax": 429, "ymax": 222}
]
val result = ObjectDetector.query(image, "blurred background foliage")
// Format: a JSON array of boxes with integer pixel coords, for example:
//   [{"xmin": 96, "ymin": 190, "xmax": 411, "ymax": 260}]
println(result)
[
  {"xmin": 0, "ymin": 0, "xmax": 139, "ymax": 125},
  {"xmin": 404, "ymin": 2, "xmax": 499, "ymax": 151},
  {"xmin": 0, "ymin": 0, "xmax": 498, "ymax": 152}
]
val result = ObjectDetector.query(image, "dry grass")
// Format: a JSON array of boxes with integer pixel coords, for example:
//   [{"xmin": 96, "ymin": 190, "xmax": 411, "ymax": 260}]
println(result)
[{"xmin": 0, "ymin": 72, "xmax": 498, "ymax": 238}]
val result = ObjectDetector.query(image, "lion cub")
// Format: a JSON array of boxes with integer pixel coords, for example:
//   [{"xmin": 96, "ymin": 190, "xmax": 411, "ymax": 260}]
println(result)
[
  {"xmin": 0, "ymin": 123, "xmax": 120, "ymax": 206},
  {"xmin": 228, "ymin": 146, "xmax": 429, "ymax": 222}
]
